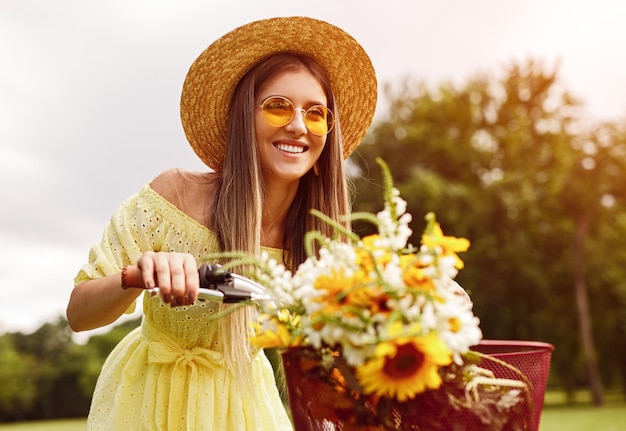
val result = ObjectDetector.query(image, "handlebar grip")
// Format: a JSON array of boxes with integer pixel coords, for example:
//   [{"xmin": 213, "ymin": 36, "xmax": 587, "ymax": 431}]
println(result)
[
  {"xmin": 121, "ymin": 264, "xmax": 219, "ymax": 291},
  {"xmin": 122, "ymin": 264, "xmax": 218, "ymax": 289}
]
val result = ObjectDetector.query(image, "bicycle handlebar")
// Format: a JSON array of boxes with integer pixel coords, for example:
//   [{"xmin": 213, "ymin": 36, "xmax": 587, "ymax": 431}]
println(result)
[{"xmin": 123, "ymin": 264, "xmax": 271, "ymax": 304}]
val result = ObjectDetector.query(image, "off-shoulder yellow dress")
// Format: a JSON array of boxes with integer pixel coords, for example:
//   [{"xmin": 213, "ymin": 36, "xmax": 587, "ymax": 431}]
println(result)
[{"xmin": 75, "ymin": 185, "xmax": 293, "ymax": 431}]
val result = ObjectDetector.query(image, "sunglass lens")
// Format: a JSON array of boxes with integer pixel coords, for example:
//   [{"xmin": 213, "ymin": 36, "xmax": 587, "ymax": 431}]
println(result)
[
  {"xmin": 262, "ymin": 97, "xmax": 293, "ymax": 127},
  {"xmin": 305, "ymin": 106, "xmax": 333, "ymax": 135}
]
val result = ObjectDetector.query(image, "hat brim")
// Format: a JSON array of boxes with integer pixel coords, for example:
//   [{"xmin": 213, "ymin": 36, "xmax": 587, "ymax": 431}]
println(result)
[{"xmin": 180, "ymin": 16, "xmax": 377, "ymax": 171}]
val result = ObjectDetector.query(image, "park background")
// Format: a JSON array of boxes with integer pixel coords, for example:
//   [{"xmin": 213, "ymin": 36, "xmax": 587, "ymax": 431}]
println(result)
[{"xmin": 1, "ymin": 0, "xmax": 625, "ymax": 429}]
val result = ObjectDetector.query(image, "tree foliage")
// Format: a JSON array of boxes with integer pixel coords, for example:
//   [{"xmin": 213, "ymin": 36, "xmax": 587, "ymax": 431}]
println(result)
[
  {"xmin": 0, "ymin": 335, "xmax": 37, "ymax": 421},
  {"xmin": 0, "ymin": 318, "xmax": 139, "ymax": 422}
]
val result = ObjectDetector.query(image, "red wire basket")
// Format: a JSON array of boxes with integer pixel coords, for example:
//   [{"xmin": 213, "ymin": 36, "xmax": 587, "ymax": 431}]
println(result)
[
  {"xmin": 282, "ymin": 340, "xmax": 553, "ymax": 431},
  {"xmin": 471, "ymin": 340, "xmax": 554, "ymax": 431}
]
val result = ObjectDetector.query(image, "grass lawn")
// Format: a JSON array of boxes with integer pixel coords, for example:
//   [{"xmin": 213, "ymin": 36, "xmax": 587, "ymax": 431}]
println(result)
[
  {"xmin": 0, "ymin": 391, "xmax": 624, "ymax": 431},
  {"xmin": 539, "ymin": 389, "xmax": 626, "ymax": 431},
  {"xmin": 540, "ymin": 404, "xmax": 626, "ymax": 431}
]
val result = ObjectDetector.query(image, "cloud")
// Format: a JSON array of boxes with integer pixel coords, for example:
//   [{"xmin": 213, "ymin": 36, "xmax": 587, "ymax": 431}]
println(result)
[{"xmin": 0, "ymin": 231, "xmax": 85, "ymax": 333}]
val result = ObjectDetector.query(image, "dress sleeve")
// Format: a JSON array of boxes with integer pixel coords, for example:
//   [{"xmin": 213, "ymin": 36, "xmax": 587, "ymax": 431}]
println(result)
[{"xmin": 73, "ymin": 186, "xmax": 166, "ymax": 285}]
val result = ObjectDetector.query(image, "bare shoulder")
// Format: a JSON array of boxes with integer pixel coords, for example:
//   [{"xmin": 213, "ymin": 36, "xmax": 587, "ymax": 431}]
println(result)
[
  {"xmin": 149, "ymin": 168, "xmax": 219, "ymax": 224},
  {"xmin": 150, "ymin": 168, "xmax": 217, "ymax": 192}
]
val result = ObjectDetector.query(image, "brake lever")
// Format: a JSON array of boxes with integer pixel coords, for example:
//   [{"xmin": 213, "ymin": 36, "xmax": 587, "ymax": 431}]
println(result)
[
  {"xmin": 197, "ymin": 263, "xmax": 272, "ymax": 303},
  {"xmin": 139, "ymin": 263, "xmax": 271, "ymax": 304}
]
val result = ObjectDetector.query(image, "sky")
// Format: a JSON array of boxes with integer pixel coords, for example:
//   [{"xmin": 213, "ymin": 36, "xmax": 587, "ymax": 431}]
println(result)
[{"xmin": 2, "ymin": 0, "xmax": 626, "ymax": 340}]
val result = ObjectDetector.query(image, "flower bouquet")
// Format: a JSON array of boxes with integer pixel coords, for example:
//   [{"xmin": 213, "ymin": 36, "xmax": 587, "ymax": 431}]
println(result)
[{"xmin": 207, "ymin": 159, "xmax": 536, "ymax": 430}]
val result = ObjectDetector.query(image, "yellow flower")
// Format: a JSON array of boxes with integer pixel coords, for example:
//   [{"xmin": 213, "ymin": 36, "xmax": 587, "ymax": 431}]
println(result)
[
  {"xmin": 400, "ymin": 254, "xmax": 436, "ymax": 291},
  {"xmin": 361, "ymin": 234, "xmax": 381, "ymax": 252},
  {"xmin": 346, "ymin": 284, "xmax": 391, "ymax": 316},
  {"xmin": 250, "ymin": 322, "xmax": 291, "ymax": 349},
  {"xmin": 311, "ymin": 268, "xmax": 355, "ymax": 318},
  {"xmin": 422, "ymin": 223, "xmax": 470, "ymax": 269},
  {"xmin": 356, "ymin": 333, "xmax": 453, "ymax": 402},
  {"xmin": 314, "ymin": 268, "xmax": 354, "ymax": 297},
  {"xmin": 358, "ymin": 235, "xmax": 392, "ymax": 269},
  {"xmin": 312, "ymin": 267, "xmax": 384, "ymax": 316}
]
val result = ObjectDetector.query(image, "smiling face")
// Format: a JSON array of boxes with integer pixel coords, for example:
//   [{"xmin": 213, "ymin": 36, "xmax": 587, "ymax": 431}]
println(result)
[{"xmin": 254, "ymin": 69, "xmax": 328, "ymax": 184}]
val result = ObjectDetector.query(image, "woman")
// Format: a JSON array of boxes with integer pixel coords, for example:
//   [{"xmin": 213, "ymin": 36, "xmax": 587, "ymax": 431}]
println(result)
[{"xmin": 67, "ymin": 16, "xmax": 377, "ymax": 430}]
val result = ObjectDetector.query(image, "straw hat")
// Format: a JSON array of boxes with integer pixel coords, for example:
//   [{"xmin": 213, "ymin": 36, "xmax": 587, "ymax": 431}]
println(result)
[{"xmin": 180, "ymin": 16, "xmax": 377, "ymax": 171}]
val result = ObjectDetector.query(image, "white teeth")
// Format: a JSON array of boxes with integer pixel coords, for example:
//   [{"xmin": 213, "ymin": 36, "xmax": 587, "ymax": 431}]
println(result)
[{"xmin": 275, "ymin": 143, "xmax": 305, "ymax": 153}]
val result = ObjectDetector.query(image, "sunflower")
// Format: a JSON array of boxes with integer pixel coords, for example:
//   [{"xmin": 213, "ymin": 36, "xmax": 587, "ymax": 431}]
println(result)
[{"xmin": 355, "ymin": 332, "xmax": 452, "ymax": 402}]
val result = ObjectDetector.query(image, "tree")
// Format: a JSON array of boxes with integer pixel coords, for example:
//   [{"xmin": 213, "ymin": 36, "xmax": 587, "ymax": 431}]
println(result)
[
  {"xmin": 0, "ymin": 335, "xmax": 37, "ymax": 421},
  {"xmin": 563, "ymin": 121, "xmax": 626, "ymax": 400},
  {"xmin": 10, "ymin": 317, "xmax": 89, "ymax": 418},
  {"xmin": 2, "ymin": 316, "xmax": 141, "ymax": 420}
]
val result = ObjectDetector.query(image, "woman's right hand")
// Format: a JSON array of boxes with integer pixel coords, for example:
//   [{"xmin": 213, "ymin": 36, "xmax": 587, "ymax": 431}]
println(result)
[
  {"xmin": 135, "ymin": 251, "xmax": 200, "ymax": 306},
  {"xmin": 68, "ymin": 252, "xmax": 200, "ymax": 332}
]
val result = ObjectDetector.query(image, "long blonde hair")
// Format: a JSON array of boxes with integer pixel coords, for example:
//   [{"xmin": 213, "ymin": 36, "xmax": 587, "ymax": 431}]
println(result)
[{"xmin": 209, "ymin": 53, "xmax": 352, "ymax": 390}]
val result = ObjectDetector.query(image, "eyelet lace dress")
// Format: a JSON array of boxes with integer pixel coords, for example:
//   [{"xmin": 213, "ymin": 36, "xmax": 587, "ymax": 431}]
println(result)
[{"xmin": 74, "ymin": 185, "xmax": 293, "ymax": 431}]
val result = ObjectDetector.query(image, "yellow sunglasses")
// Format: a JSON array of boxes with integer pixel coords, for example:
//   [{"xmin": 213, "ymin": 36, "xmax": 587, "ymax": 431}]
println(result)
[{"xmin": 258, "ymin": 96, "xmax": 335, "ymax": 136}]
